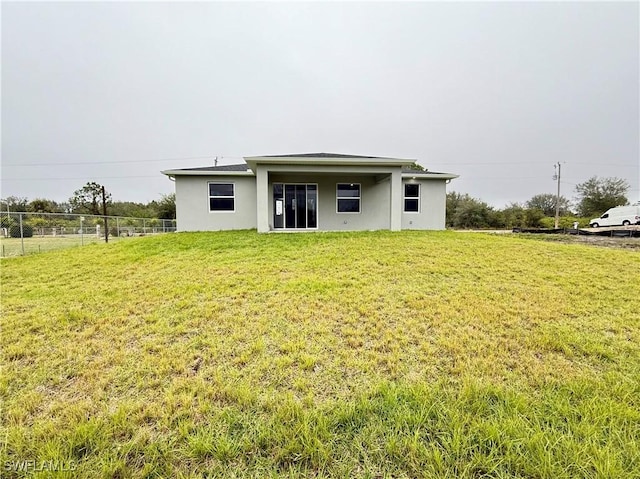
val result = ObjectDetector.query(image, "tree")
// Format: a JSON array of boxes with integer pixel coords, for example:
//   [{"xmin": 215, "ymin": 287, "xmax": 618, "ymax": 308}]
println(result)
[
  {"xmin": 526, "ymin": 193, "xmax": 572, "ymax": 216},
  {"xmin": 574, "ymin": 176, "xmax": 629, "ymax": 217},
  {"xmin": 0, "ymin": 196, "xmax": 28, "ymax": 212},
  {"xmin": 446, "ymin": 192, "xmax": 500, "ymax": 229},
  {"xmin": 500, "ymin": 203, "xmax": 527, "ymax": 228},
  {"xmin": 69, "ymin": 182, "xmax": 111, "ymax": 215},
  {"xmin": 446, "ymin": 192, "xmax": 465, "ymax": 227},
  {"xmin": 57, "ymin": 202, "xmax": 73, "ymax": 214},
  {"xmin": 156, "ymin": 193, "xmax": 176, "ymax": 219},
  {"xmin": 109, "ymin": 201, "xmax": 153, "ymax": 218},
  {"xmin": 524, "ymin": 208, "xmax": 545, "ymax": 228},
  {"xmin": 27, "ymin": 198, "xmax": 62, "ymax": 213},
  {"xmin": 406, "ymin": 162, "xmax": 425, "ymax": 171}
]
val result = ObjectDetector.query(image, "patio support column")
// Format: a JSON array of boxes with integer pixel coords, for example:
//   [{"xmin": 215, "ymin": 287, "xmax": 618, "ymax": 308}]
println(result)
[
  {"xmin": 390, "ymin": 169, "xmax": 402, "ymax": 231},
  {"xmin": 256, "ymin": 166, "xmax": 269, "ymax": 233}
]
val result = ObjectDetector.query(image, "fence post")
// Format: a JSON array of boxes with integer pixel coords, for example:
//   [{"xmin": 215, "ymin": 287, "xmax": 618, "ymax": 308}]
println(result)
[
  {"xmin": 19, "ymin": 213, "xmax": 25, "ymax": 255},
  {"xmin": 102, "ymin": 185, "xmax": 109, "ymax": 244},
  {"xmin": 143, "ymin": 219, "xmax": 146, "ymax": 234},
  {"xmin": 117, "ymin": 217, "xmax": 120, "ymax": 238}
]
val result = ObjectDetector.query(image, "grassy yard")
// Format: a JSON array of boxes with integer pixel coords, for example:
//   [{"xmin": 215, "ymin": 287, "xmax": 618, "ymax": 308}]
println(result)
[
  {"xmin": 0, "ymin": 234, "xmax": 137, "ymax": 258},
  {"xmin": 1, "ymin": 231, "xmax": 639, "ymax": 478}
]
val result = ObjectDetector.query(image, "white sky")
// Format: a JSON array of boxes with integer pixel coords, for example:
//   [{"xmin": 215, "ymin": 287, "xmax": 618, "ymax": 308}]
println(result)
[{"xmin": 2, "ymin": 1, "xmax": 638, "ymax": 207}]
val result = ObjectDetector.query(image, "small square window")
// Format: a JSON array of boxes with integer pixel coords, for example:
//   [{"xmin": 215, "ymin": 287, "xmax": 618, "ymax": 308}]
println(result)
[
  {"xmin": 405, "ymin": 184, "xmax": 419, "ymax": 198},
  {"xmin": 404, "ymin": 199, "xmax": 419, "ymax": 212},
  {"xmin": 337, "ymin": 183, "xmax": 361, "ymax": 213},
  {"xmin": 209, "ymin": 182, "xmax": 235, "ymax": 211}
]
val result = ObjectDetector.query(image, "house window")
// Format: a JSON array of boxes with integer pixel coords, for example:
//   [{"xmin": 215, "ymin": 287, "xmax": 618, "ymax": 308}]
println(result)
[
  {"xmin": 209, "ymin": 183, "xmax": 235, "ymax": 211},
  {"xmin": 337, "ymin": 183, "xmax": 361, "ymax": 213},
  {"xmin": 404, "ymin": 183, "xmax": 420, "ymax": 212}
]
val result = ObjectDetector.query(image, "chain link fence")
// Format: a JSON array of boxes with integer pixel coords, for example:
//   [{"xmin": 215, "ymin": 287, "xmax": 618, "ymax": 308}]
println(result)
[{"xmin": 0, "ymin": 212, "xmax": 176, "ymax": 257}]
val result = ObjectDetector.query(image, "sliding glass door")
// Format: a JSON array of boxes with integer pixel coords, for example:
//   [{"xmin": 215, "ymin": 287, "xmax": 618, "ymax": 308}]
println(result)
[{"xmin": 274, "ymin": 184, "xmax": 317, "ymax": 229}]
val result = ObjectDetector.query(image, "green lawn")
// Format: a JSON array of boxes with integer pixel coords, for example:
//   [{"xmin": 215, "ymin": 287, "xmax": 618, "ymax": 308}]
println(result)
[
  {"xmin": 2, "ymin": 231, "xmax": 639, "ymax": 478},
  {"xmin": 0, "ymin": 234, "xmax": 135, "ymax": 257}
]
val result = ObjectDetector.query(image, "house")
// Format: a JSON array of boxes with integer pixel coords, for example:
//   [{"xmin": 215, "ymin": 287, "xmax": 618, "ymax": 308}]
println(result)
[{"xmin": 162, "ymin": 153, "xmax": 458, "ymax": 233}]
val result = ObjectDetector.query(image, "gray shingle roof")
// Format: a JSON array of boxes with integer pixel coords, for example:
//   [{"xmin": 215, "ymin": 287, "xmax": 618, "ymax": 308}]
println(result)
[
  {"xmin": 175, "ymin": 164, "xmax": 249, "ymax": 172},
  {"xmin": 260, "ymin": 152, "xmax": 397, "ymax": 159},
  {"xmin": 401, "ymin": 168, "xmax": 448, "ymax": 175},
  {"xmin": 170, "ymin": 163, "xmax": 451, "ymax": 175}
]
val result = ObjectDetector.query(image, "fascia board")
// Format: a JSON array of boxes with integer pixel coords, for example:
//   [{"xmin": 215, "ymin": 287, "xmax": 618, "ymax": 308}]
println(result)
[{"xmin": 253, "ymin": 163, "xmax": 403, "ymax": 174}]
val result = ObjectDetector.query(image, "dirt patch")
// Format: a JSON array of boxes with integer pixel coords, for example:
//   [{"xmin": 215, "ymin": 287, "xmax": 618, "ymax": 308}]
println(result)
[{"xmin": 520, "ymin": 233, "xmax": 640, "ymax": 250}]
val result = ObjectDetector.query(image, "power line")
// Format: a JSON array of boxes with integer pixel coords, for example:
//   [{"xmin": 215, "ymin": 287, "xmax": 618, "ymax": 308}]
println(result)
[
  {"xmin": 431, "ymin": 161, "xmax": 637, "ymax": 167},
  {"xmin": 460, "ymin": 176, "xmax": 558, "ymax": 180},
  {"xmin": 2, "ymin": 155, "xmax": 244, "ymax": 167},
  {"xmin": 3, "ymin": 156, "xmax": 637, "ymax": 168},
  {"xmin": 2, "ymin": 175, "xmax": 164, "ymax": 181}
]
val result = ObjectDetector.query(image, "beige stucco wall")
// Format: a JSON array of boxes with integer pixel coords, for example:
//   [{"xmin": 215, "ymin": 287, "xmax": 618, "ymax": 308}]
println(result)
[
  {"xmin": 175, "ymin": 175, "xmax": 257, "ymax": 231},
  {"xmin": 401, "ymin": 179, "xmax": 447, "ymax": 230}
]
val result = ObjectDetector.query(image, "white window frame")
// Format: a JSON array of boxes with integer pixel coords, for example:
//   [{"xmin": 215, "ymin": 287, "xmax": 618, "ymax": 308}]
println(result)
[
  {"xmin": 208, "ymin": 182, "xmax": 235, "ymax": 212},
  {"xmin": 336, "ymin": 183, "xmax": 361, "ymax": 214},
  {"xmin": 403, "ymin": 183, "xmax": 420, "ymax": 213}
]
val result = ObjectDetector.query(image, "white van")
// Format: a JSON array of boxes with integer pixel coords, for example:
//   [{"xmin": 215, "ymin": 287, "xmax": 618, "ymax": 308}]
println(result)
[{"xmin": 590, "ymin": 204, "xmax": 640, "ymax": 228}]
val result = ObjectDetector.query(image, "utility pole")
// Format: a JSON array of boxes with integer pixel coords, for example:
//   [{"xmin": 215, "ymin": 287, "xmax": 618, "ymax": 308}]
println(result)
[
  {"xmin": 553, "ymin": 162, "xmax": 561, "ymax": 229},
  {"xmin": 101, "ymin": 185, "xmax": 109, "ymax": 243}
]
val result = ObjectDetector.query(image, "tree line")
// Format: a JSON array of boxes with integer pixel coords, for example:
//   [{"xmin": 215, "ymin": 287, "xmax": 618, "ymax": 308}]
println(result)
[
  {"xmin": 447, "ymin": 176, "xmax": 631, "ymax": 229},
  {"xmin": 1, "ymin": 182, "xmax": 176, "ymax": 219},
  {"xmin": 1, "ymin": 183, "xmax": 176, "ymax": 239}
]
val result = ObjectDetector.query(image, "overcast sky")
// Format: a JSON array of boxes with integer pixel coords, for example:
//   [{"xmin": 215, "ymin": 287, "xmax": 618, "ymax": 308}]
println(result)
[{"xmin": 2, "ymin": 1, "xmax": 638, "ymax": 208}]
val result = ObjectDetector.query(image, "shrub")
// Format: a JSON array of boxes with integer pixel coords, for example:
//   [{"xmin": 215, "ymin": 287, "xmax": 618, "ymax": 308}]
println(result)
[
  {"xmin": 539, "ymin": 216, "xmax": 591, "ymax": 229},
  {"xmin": 9, "ymin": 224, "xmax": 33, "ymax": 238},
  {"xmin": 524, "ymin": 208, "xmax": 545, "ymax": 228}
]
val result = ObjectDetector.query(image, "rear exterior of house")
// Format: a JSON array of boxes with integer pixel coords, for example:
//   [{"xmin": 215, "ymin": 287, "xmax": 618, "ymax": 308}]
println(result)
[{"xmin": 162, "ymin": 153, "xmax": 458, "ymax": 233}]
